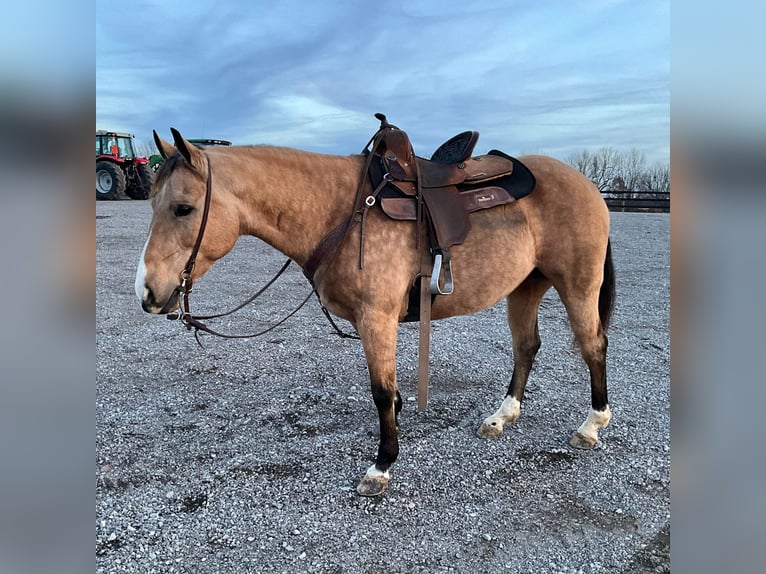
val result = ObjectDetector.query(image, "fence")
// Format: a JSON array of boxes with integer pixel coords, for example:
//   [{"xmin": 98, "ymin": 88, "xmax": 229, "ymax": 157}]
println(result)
[{"xmin": 601, "ymin": 190, "xmax": 669, "ymax": 213}]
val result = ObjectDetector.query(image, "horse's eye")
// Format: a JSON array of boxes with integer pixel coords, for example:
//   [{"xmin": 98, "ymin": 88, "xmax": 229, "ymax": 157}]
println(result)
[{"xmin": 173, "ymin": 204, "xmax": 194, "ymax": 217}]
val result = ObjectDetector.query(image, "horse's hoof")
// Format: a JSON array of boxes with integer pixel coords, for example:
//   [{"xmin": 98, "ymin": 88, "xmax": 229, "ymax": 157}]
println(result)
[
  {"xmin": 478, "ymin": 398, "xmax": 520, "ymax": 439},
  {"xmin": 357, "ymin": 474, "xmax": 389, "ymax": 497},
  {"xmin": 356, "ymin": 465, "xmax": 390, "ymax": 496},
  {"xmin": 570, "ymin": 432, "xmax": 598, "ymax": 449},
  {"xmin": 477, "ymin": 419, "xmax": 504, "ymax": 439}
]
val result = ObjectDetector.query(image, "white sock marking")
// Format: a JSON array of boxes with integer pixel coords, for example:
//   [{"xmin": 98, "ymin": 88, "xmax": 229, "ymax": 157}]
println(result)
[
  {"xmin": 494, "ymin": 396, "xmax": 521, "ymax": 421},
  {"xmin": 577, "ymin": 406, "xmax": 612, "ymax": 440},
  {"xmin": 365, "ymin": 464, "xmax": 390, "ymax": 479},
  {"xmin": 480, "ymin": 396, "xmax": 521, "ymax": 435}
]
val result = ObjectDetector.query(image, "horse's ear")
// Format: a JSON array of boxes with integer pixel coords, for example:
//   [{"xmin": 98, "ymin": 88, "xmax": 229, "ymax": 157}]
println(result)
[
  {"xmin": 170, "ymin": 127, "xmax": 205, "ymax": 172},
  {"xmin": 153, "ymin": 130, "xmax": 177, "ymax": 160}
]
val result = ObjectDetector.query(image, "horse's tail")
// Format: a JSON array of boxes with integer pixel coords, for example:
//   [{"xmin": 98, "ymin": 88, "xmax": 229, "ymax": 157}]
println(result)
[{"xmin": 599, "ymin": 239, "xmax": 616, "ymax": 333}]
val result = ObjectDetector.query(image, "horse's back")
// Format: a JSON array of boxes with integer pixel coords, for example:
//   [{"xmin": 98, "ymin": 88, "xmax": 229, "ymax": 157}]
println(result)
[{"xmin": 517, "ymin": 155, "xmax": 608, "ymax": 224}]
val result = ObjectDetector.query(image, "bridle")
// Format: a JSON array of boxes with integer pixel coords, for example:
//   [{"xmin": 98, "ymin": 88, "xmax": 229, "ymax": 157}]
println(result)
[
  {"xmin": 157, "ymin": 157, "xmax": 213, "ymax": 317},
  {"xmin": 159, "ymin": 152, "xmax": 356, "ymax": 343}
]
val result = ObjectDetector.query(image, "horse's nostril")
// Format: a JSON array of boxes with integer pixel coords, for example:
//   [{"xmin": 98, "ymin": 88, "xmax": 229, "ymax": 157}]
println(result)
[{"xmin": 141, "ymin": 285, "xmax": 156, "ymax": 312}]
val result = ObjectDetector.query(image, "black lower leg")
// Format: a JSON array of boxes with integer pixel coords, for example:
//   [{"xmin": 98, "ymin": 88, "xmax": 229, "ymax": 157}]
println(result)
[
  {"xmin": 372, "ymin": 385, "xmax": 399, "ymax": 472},
  {"xmin": 505, "ymin": 337, "xmax": 540, "ymax": 402},
  {"xmin": 590, "ymin": 368, "xmax": 609, "ymax": 411},
  {"xmin": 587, "ymin": 334, "xmax": 609, "ymax": 411}
]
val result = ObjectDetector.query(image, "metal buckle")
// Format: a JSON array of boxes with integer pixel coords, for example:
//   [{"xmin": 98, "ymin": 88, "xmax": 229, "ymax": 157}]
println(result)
[
  {"xmin": 365, "ymin": 195, "xmax": 376, "ymax": 207},
  {"xmin": 179, "ymin": 269, "xmax": 193, "ymax": 293}
]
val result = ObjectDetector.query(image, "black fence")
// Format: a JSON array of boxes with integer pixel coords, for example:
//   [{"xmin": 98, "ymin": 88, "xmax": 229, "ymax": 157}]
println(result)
[{"xmin": 601, "ymin": 191, "xmax": 669, "ymax": 213}]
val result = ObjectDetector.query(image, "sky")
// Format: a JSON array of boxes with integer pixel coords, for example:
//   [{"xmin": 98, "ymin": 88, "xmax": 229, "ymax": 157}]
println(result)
[{"xmin": 96, "ymin": 0, "xmax": 669, "ymax": 165}]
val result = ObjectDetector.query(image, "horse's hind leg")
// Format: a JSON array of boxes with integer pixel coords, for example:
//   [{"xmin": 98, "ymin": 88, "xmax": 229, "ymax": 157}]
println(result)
[
  {"xmin": 559, "ymin": 287, "xmax": 611, "ymax": 449},
  {"xmin": 478, "ymin": 272, "xmax": 551, "ymax": 439}
]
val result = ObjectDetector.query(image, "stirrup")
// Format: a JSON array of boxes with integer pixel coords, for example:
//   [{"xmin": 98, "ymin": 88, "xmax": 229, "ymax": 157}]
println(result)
[{"xmin": 429, "ymin": 250, "xmax": 454, "ymax": 295}]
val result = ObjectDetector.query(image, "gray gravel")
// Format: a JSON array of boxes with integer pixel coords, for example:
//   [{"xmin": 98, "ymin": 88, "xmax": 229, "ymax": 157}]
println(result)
[{"xmin": 97, "ymin": 200, "xmax": 669, "ymax": 573}]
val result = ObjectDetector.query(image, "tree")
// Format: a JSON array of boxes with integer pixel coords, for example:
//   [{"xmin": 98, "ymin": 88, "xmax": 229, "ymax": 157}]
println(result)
[
  {"xmin": 135, "ymin": 140, "xmax": 158, "ymax": 158},
  {"xmin": 566, "ymin": 148, "xmax": 621, "ymax": 192},
  {"xmin": 643, "ymin": 163, "xmax": 670, "ymax": 195},
  {"xmin": 568, "ymin": 149, "xmax": 592, "ymax": 178},
  {"xmin": 567, "ymin": 148, "xmax": 670, "ymax": 195},
  {"xmin": 618, "ymin": 149, "xmax": 647, "ymax": 195}
]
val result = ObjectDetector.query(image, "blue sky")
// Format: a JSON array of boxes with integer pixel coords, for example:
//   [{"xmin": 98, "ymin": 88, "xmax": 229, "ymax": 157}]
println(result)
[{"xmin": 96, "ymin": 0, "xmax": 669, "ymax": 164}]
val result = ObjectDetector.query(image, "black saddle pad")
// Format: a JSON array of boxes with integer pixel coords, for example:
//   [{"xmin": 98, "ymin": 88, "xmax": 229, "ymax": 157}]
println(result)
[{"xmin": 480, "ymin": 151, "xmax": 536, "ymax": 200}]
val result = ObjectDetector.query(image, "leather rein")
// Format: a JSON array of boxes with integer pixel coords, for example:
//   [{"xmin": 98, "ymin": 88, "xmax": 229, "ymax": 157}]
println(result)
[{"xmin": 161, "ymin": 154, "xmax": 329, "ymax": 343}]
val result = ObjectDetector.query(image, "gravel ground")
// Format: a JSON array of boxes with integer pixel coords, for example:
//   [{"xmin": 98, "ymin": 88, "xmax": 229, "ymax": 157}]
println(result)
[{"xmin": 97, "ymin": 200, "xmax": 669, "ymax": 574}]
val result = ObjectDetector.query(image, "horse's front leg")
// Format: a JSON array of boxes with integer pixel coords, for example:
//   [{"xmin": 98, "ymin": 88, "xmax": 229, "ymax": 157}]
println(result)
[{"xmin": 355, "ymin": 311, "xmax": 399, "ymax": 496}]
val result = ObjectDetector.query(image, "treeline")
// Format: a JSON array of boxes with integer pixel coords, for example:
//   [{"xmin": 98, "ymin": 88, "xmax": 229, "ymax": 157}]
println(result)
[{"xmin": 566, "ymin": 148, "xmax": 669, "ymax": 195}]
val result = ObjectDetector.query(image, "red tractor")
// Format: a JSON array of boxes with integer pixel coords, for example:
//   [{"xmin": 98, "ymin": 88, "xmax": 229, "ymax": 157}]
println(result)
[{"xmin": 96, "ymin": 130, "xmax": 154, "ymax": 200}]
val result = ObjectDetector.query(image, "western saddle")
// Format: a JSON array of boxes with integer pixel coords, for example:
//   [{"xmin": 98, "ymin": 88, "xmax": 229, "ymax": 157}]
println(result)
[
  {"xmin": 304, "ymin": 113, "xmax": 536, "ymax": 410},
  {"xmin": 364, "ymin": 113, "xmax": 535, "ymax": 295}
]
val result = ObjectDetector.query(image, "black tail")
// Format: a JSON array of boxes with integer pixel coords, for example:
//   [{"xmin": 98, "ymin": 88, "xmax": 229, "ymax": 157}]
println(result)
[{"xmin": 599, "ymin": 239, "xmax": 616, "ymax": 332}]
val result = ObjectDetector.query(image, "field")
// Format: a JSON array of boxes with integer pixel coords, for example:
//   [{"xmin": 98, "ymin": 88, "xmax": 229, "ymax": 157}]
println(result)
[{"xmin": 97, "ymin": 201, "xmax": 669, "ymax": 573}]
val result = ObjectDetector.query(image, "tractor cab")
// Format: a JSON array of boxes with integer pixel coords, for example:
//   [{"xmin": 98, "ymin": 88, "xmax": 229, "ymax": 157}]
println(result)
[
  {"xmin": 96, "ymin": 130, "xmax": 153, "ymax": 200},
  {"xmin": 96, "ymin": 131, "xmax": 138, "ymax": 161}
]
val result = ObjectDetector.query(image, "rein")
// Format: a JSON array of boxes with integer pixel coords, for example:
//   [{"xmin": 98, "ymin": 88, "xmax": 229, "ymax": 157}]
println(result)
[{"xmin": 161, "ymin": 153, "xmax": 354, "ymax": 343}]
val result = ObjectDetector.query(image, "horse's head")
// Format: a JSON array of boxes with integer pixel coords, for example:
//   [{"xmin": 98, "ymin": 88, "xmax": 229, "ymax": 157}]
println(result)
[{"xmin": 135, "ymin": 129, "xmax": 240, "ymax": 314}]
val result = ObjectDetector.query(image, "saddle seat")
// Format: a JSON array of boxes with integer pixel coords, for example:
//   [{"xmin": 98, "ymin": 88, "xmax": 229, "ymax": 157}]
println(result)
[{"xmin": 431, "ymin": 130, "xmax": 479, "ymax": 164}]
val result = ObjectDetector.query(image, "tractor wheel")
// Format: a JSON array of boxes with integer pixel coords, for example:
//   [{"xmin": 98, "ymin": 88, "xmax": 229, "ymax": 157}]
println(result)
[
  {"xmin": 126, "ymin": 164, "xmax": 154, "ymax": 200},
  {"xmin": 96, "ymin": 161, "xmax": 126, "ymax": 200}
]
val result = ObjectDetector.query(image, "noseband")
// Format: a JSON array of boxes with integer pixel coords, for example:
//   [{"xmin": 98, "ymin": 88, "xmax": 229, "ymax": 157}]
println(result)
[{"xmin": 160, "ymin": 152, "xmax": 355, "ymax": 342}]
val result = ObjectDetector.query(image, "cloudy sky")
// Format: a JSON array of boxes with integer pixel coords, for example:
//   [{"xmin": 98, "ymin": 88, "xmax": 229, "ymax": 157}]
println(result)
[{"xmin": 96, "ymin": 0, "xmax": 669, "ymax": 164}]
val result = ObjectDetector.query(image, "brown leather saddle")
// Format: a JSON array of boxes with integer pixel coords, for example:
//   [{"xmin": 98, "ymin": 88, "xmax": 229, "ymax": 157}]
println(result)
[{"xmin": 365, "ymin": 113, "xmax": 536, "ymax": 296}]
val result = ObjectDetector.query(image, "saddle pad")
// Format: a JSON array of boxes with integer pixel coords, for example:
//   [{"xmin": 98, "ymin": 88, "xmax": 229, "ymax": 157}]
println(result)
[{"xmin": 487, "ymin": 151, "xmax": 536, "ymax": 200}]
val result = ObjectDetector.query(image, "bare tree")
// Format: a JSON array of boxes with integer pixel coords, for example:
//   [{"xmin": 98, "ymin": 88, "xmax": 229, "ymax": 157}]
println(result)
[
  {"xmin": 566, "ymin": 147, "xmax": 621, "ymax": 192},
  {"xmin": 643, "ymin": 163, "xmax": 670, "ymax": 195},
  {"xmin": 567, "ymin": 149, "xmax": 593, "ymax": 176},
  {"xmin": 619, "ymin": 149, "xmax": 647, "ymax": 195},
  {"xmin": 592, "ymin": 148, "xmax": 622, "ymax": 192},
  {"xmin": 567, "ymin": 148, "xmax": 670, "ymax": 196},
  {"xmin": 135, "ymin": 140, "xmax": 158, "ymax": 158}
]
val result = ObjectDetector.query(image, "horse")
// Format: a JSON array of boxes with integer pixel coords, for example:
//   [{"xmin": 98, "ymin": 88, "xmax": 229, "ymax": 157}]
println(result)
[{"xmin": 135, "ymin": 125, "xmax": 615, "ymax": 497}]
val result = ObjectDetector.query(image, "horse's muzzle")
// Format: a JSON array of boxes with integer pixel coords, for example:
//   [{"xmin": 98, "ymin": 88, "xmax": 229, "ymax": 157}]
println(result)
[{"xmin": 140, "ymin": 284, "xmax": 179, "ymax": 314}]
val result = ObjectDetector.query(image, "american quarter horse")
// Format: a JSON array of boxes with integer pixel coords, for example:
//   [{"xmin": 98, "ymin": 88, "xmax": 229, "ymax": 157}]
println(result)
[{"xmin": 136, "ymin": 124, "xmax": 615, "ymax": 496}]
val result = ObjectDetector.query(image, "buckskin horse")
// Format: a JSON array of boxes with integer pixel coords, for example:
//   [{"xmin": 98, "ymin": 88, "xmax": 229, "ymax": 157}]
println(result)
[{"xmin": 135, "ymin": 116, "xmax": 615, "ymax": 496}]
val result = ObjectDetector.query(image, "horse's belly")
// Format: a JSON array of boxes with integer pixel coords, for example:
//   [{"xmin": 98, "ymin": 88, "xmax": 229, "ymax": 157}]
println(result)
[{"xmin": 429, "ymin": 210, "xmax": 536, "ymax": 320}]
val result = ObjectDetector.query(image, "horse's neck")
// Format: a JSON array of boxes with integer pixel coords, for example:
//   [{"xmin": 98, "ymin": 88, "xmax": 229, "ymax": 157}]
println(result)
[{"xmin": 225, "ymin": 146, "xmax": 362, "ymax": 265}]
